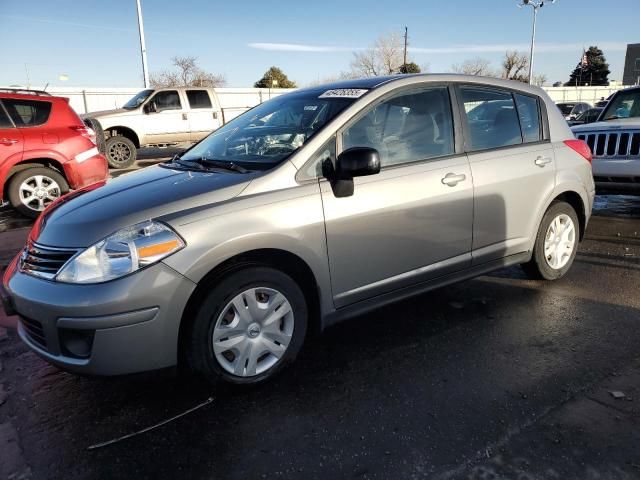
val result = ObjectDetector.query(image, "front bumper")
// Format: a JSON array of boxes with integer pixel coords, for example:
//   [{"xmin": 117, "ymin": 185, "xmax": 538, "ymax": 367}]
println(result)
[{"xmin": 4, "ymin": 261, "xmax": 196, "ymax": 375}]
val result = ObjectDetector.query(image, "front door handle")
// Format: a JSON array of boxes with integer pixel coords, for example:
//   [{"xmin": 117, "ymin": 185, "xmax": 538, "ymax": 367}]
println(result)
[
  {"xmin": 441, "ymin": 172, "xmax": 466, "ymax": 187},
  {"xmin": 182, "ymin": 113, "xmax": 188, "ymax": 120},
  {"xmin": 0, "ymin": 138, "xmax": 18, "ymax": 146},
  {"xmin": 534, "ymin": 156, "xmax": 552, "ymax": 167}
]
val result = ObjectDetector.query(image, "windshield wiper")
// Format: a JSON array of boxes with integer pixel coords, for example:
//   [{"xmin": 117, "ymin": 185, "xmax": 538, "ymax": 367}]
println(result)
[
  {"xmin": 194, "ymin": 157, "xmax": 249, "ymax": 173},
  {"xmin": 169, "ymin": 154, "xmax": 249, "ymax": 174}
]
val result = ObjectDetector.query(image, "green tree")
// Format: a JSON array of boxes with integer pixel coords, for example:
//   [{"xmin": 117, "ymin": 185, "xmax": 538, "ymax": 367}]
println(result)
[
  {"xmin": 565, "ymin": 46, "xmax": 610, "ymax": 86},
  {"xmin": 254, "ymin": 67, "xmax": 297, "ymax": 88},
  {"xmin": 399, "ymin": 62, "xmax": 421, "ymax": 74}
]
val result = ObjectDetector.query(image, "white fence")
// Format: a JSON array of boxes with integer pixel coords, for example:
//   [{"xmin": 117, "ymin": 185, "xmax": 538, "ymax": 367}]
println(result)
[
  {"xmin": 3, "ymin": 84, "xmax": 632, "ymax": 119},
  {"xmin": 542, "ymin": 86, "xmax": 625, "ymax": 105},
  {"xmin": 2, "ymin": 86, "xmax": 295, "ymax": 120}
]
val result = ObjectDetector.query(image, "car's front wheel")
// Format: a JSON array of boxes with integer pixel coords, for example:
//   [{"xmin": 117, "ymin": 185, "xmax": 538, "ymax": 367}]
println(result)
[
  {"xmin": 105, "ymin": 135, "xmax": 137, "ymax": 169},
  {"xmin": 522, "ymin": 201, "xmax": 580, "ymax": 280},
  {"xmin": 7, "ymin": 167, "xmax": 69, "ymax": 218},
  {"xmin": 186, "ymin": 266, "xmax": 308, "ymax": 386}
]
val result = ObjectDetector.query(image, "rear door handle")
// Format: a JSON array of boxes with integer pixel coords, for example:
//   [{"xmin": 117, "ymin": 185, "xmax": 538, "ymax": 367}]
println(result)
[
  {"xmin": 0, "ymin": 138, "xmax": 18, "ymax": 146},
  {"xmin": 534, "ymin": 156, "xmax": 552, "ymax": 167},
  {"xmin": 441, "ymin": 172, "xmax": 466, "ymax": 187}
]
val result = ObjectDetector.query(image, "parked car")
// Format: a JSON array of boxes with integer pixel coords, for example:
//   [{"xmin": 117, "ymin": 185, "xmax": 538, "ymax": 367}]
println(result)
[
  {"xmin": 567, "ymin": 107, "xmax": 603, "ymax": 126},
  {"xmin": 572, "ymin": 85, "xmax": 640, "ymax": 195},
  {"xmin": 84, "ymin": 87, "xmax": 224, "ymax": 169},
  {"xmin": 556, "ymin": 102, "xmax": 591, "ymax": 120},
  {"xmin": 1, "ymin": 75, "xmax": 594, "ymax": 387},
  {"xmin": 0, "ymin": 89, "xmax": 108, "ymax": 218}
]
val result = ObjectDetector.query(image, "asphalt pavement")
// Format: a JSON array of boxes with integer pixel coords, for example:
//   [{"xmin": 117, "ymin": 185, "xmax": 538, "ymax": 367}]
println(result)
[{"xmin": 0, "ymin": 162, "xmax": 639, "ymax": 479}]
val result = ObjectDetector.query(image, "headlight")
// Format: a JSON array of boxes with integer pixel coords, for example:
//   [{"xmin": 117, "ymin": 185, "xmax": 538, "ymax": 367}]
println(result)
[{"xmin": 56, "ymin": 221, "xmax": 184, "ymax": 284}]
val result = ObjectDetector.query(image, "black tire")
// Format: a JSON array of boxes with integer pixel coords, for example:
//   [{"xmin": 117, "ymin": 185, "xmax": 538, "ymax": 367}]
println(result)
[
  {"xmin": 522, "ymin": 201, "xmax": 580, "ymax": 280},
  {"xmin": 7, "ymin": 167, "xmax": 69, "ymax": 218},
  {"xmin": 84, "ymin": 118, "xmax": 106, "ymax": 155},
  {"xmin": 105, "ymin": 135, "xmax": 137, "ymax": 169},
  {"xmin": 186, "ymin": 266, "xmax": 308, "ymax": 387}
]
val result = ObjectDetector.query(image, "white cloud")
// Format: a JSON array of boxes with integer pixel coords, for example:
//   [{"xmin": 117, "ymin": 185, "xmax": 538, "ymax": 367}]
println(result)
[{"xmin": 249, "ymin": 41, "xmax": 629, "ymax": 54}]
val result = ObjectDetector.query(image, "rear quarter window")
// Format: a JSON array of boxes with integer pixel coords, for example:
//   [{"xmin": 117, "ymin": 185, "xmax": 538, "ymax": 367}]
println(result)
[{"xmin": 2, "ymin": 99, "xmax": 52, "ymax": 127}]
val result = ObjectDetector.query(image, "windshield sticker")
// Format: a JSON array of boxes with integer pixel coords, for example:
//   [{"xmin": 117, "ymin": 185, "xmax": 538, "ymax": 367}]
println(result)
[
  {"xmin": 319, "ymin": 89, "xmax": 368, "ymax": 99},
  {"xmin": 304, "ymin": 105, "xmax": 318, "ymax": 111}
]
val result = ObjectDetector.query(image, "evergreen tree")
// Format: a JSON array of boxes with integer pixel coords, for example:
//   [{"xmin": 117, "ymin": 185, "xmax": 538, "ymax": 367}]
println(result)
[
  {"xmin": 254, "ymin": 67, "xmax": 297, "ymax": 88},
  {"xmin": 565, "ymin": 46, "xmax": 610, "ymax": 86}
]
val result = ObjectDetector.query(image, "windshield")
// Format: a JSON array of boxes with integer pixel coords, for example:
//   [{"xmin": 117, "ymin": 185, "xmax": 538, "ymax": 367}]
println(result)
[
  {"xmin": 123, "ymin": 89, "xmax": 154, "ymax": 109},
  {"xmin": 601, "ymin": 89, "xmax": 640, "ymax": 120},
  {"xmin": 180, "ymin": 90, "xmax": 358, "ymax": 168},
  {"xmin": 557, "ymin": 103, "xmax": 575, "ymax": 115}
]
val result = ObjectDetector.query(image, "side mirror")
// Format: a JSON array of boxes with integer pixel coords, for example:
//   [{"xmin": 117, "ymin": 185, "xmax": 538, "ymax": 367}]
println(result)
[
  {"xmin": 324, "ymin": 147, "xmax": 380, "ymax": 198},
  {"xmin": 144, "ymin": 101, "xmax": 157, "ymax": 114}
]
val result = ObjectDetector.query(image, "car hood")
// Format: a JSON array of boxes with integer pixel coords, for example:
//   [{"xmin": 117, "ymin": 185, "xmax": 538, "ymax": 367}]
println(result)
[
  {"xmin": 571, "ymin": 117, "xmax": 640, "ymax": 133},
  {"xmin": 32, "ymin": 165, "xmax": 252, "ymax": 248},
  {"xmin": 81, "ymin": 108, "xmax": 139, "ymax": 119}
]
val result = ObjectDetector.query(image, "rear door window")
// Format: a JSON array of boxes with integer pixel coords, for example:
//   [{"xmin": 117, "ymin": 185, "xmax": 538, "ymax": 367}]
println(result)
[
  {"xmin": 514, "ymin": 94, "xmax": 541, "ymax": 143},
  {"xmin": 460, "ymin": 87, "xmax": 522, "ymax": 151},
  {"xmin": 0, "ymin": 104, "xmax": 14, "ymax": 128},
  {"xmin": 2, "ymin": 99, "xmax": 52, "ymax": 127},
  {"xmin": 186, "ymin": 90, "xmax": 213, "ymax": 109}
]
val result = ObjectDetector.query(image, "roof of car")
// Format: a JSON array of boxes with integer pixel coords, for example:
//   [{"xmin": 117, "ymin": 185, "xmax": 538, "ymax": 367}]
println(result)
[
  {"xmin": 0, "ymin": 89, "xmax": 66, "ymax": 102},
  {"xmin": 292, "ymin": 74, "xmax": 551, "ymax": 98}
]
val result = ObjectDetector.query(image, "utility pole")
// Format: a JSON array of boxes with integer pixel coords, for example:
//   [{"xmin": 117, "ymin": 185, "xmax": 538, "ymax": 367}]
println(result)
[
  {"xmin": 518, "ymin": 0, "xmax": 556, "ymax": 85},
  {"xmin": 403, "ymin": 26, "xmax": 408, "ymax": 72},
  {"xmin": 135, "ymin": 0, "xmax": 150, "ymax": 88}
]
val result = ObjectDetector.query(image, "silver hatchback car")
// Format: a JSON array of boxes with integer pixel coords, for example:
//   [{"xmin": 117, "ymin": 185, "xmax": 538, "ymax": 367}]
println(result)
[{"xmin": 2, "ymin": 75, "xmax": 595, "ymax": 386}]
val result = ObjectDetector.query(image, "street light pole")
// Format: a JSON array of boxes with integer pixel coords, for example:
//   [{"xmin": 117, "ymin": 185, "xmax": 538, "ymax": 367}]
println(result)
[
  {"xmin": 518, "ymin": 0, "xmax": 555, "ymax": 85},
  {"xmin": 135, "ymin": 0, "xmax": 150, "ymax": 88}
]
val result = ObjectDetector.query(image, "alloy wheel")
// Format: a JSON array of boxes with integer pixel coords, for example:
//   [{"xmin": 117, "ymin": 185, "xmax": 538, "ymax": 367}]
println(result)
[{"xmin": 18, "ymin": 175, "xmax": 61, "ymax": 212}]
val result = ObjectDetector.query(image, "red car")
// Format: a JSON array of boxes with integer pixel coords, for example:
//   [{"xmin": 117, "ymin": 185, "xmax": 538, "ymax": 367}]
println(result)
[{"xmin": 0, "ymin": 89, "xmax": 108, "ymax": 218}]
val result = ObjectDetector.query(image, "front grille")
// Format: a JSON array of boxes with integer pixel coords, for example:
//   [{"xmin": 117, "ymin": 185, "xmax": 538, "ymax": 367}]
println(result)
[
  {"xmin": 594, "ymin": 175, "xmax": 640, "ymax": 184},
  {"xmin": 20, "ymin": 243, "xmax": 78, "ymax": 280},
  {"xmin": 20, "ymin": 317, "xmax": 47, "ymax": 350},
  {"xmin": 575, "ymin": 130, "xmax": 640, "ymax": 159}
]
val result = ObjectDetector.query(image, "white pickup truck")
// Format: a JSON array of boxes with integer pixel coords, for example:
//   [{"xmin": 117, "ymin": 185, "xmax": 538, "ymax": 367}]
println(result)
[{"xmin": 84, "ymin": 87, "xmax": 224, "ymax": 168}]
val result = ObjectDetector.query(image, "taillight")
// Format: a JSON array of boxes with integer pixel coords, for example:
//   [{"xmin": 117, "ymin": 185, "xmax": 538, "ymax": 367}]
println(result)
[
  {"xmin": 70, "ymin": 125, "xmax": 96, "ymax": 145},
  {"xmin": 564, "ymin": 139, "xmax": 592, "ymax": 164}
]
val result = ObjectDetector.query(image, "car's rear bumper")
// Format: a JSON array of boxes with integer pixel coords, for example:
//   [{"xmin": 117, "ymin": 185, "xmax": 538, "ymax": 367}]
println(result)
[
  {"xmin": 4, "ymin": 261, "xmax": 196, "ymax": 375},
  {"xmin": 63, "ymin": 149, "xmax": 109, "ymax": 189}
]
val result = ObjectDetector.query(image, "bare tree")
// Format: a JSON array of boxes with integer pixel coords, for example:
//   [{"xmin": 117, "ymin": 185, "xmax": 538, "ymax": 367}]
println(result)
[
  {"xmin": 151, "ymin": 56, "xmax": 226, "ymax": 88},
  {"xmin": 451, "ymin": 58, "xmax": 494, "ymax": 76},
  {"xmin": 531, "ymin": 73, "xmax": 548, "ymax": 87},
  {"xmin": 502, "ymin": 51, "xmax": 529, "ymax": 82},
  {"xmin": 351, "ymin": 33, "xmax": 404, "ymax": 77}
]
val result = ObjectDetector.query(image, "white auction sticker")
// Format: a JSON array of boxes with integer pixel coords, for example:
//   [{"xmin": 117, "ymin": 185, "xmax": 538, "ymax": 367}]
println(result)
[{"xmin": 319, "ymin": 89, "xmax": 368, "ymax": 99}]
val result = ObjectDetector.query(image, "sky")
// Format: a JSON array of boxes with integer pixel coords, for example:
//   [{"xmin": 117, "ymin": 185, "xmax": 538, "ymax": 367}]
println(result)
[{"xmin": 0, "ymin": 0, "xmax": 638, "ymax": 89}]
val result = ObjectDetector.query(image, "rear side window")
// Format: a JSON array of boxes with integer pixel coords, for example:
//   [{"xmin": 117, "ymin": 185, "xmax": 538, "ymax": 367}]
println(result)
[
  {"xmin": 0, "ymin": 104, "xmax": 13, "ymax": 128},
  {"xmin": 186, "ymin": 90, "xmax": 212, "ymax": 109},
  {"xmin": 515, "ymin": 94, "xmax": 541, "ymax": 143},
  {"xmin": 3, "ymin": 99, "xmax": 52, "ymax": 127},
  {"xmin": 151, "ymin": 90, "xmax": 181, "ymax": 110},
  {"xmin": 460, "ymin": 87, "xmax": 522, "ymax": 151}
]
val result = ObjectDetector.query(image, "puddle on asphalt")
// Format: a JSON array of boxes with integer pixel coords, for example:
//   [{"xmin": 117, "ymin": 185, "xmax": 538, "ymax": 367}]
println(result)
[
  {"xmin": 0, "ymin": 206, "xmax": 33, "ymax": 233},
  {"xmin": 593, "ymin": 195, "xmax": 640, "ymax": 218}
]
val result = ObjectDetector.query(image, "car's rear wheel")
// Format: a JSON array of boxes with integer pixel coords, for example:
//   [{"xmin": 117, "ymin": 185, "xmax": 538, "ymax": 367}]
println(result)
[
  {"xmin": 522, "ymin": 201, "xmax": 579, "ymax": 280},
  {"xmin": 105, "ymin": 135, "xmax": 136, "ymax": 169},
  {"xmin": 186, "ymin": 266, "xmax": 308, "ymax": 386},
  {"xmin": 7, "ymin": 167, "xmax": 69, "ymax": 218}
]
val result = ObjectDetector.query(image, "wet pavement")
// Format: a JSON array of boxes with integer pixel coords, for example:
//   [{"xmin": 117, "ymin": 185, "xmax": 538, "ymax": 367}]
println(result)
[{"xmin": 0, "ymin": 188, "xmax": 639, "ymax": 479}]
